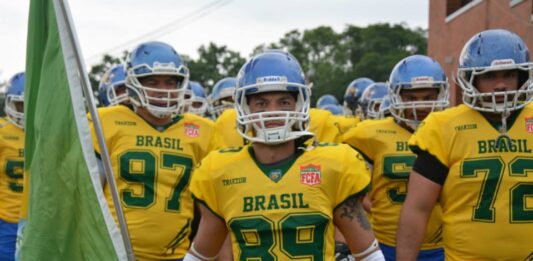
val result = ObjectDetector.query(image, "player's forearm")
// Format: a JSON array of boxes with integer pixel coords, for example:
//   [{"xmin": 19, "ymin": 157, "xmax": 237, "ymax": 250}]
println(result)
[
  {"xmin": 333, "ymin": 195, "xmax": 376, "ymax": 253},
  {"xmin": 395, "ymin": 203, "xmax": 430, "ymax": 261}
]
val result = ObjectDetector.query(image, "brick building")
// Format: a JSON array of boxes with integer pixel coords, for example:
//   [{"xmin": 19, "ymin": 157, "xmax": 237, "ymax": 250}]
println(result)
[{"xmin": 428, "ymin": 0, "xmax": 533, "ymax": 105}]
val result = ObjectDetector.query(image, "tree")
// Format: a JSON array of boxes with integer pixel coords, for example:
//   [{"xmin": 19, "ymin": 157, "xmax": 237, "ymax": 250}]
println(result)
[
  {"xmin": 88, "ymin": 51, "xmax": 127, "ymax": 91},
  {"xmin": 255, "ymin": 23, "xmax": 427, "ymax": 105},
  {"xmin": 186, "ymin": 42, "xmax": 246, "ymax": 90},
  {"xmin": 87, "ymin": 23, "xmax": 427, "ymax": 105}
]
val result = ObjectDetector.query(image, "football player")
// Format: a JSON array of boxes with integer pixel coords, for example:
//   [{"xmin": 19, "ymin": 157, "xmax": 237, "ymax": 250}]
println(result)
[
  {"xmin": 344, "ymin": 77, "xmax": 375, "ymax": 117},
  {"xmin": 89, "ymin": 41, "xmax": 214, "ymax": 260},
  {"xmin": 0, "ymin": 72, "xmax": 25, "ymax": 261},
  {"xmin": 210, "ymin": 77, "xmax": 236, "ymax": 119},
  {"xmin": 344, "ymin": 55, "xmax": 449, "ymax": 260},
  {"xmin": 316, "ymin": 94, "xmax": 340, "ymax": 108},
  {"xmin": 98, "ymin": 64, "xmax": 129, "ymax": 107},
  {"xmin": 186, "ymin": 50, "xmax": 384, "ymax": 261},
  {"xmin": 359, "ymin": 82, "xmax": 389, "ymax": 120},
  {"xmin": 178, "ymin": 81, "xmax": 209, "ymax": 117},
  {"xmin": 397, "ymin": 29, "xmax": 533, "ymax": 260}
]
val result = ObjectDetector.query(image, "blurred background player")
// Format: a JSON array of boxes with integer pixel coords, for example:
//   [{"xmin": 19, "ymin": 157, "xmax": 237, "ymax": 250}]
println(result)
[
  {"xmin": 377, "ymin": 97, "xmax": 391, "ymax": 119},
  {"xmin": 186, "ymin": 50, "xmax": 383, "ymax": 261},
  {"xmin": 1, "ymin": 72, "xmax": 25, "ymax": 261},
  {"xmin": 359, "ymin": 82, "xmax": 389, "ymax": 120},
  {"xmin": 344, "ymin": 77, "xmax": 374, "ymax": 118},
  {"xmin": 89, "ymin": 41, "xmax": 214, "ymax": 260},
  {"xmin": 344, "ymin": 55, "xmax": 449, "ymax": 260},
  {"xmin": 397, "ymin": 29, "xmax": 533, "ymax": 260},
  {"xmin": 321, "ymin": 104, "xmax": 344, "ymax": 116},
  {"xmin": 316, "ymin": 93, "xmax": 359, "ymax": 134},
  {"xmin": 178, "ymin": 81, "xmax": 209, "ymax": 117},
  {"xmin": 97, "ymin": 64, "xmax": 129, "ymax": 107},
  {"xmin": 209, "ymin": 77, "xmax": 237, "ymax": 119},
  {"xmin": 316, "ymin": 94, "xmax": 340, "ymax": 109}
]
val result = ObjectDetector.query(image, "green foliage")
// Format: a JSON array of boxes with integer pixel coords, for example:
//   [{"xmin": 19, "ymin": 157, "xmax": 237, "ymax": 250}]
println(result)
[
  {"xmin": 88, "ymin": 51, "xmax": 127, "ymax": 92},
  {"xmin": 185, "ymin": 42, "xmax": 246, "ymax": 90},
  {"xmin": 266, "ymin": 23, "xmax": 427, "ymax": 105},
  {"xmin": 87, "ymin": 23, "xmax": 427, "ymax": 105}
]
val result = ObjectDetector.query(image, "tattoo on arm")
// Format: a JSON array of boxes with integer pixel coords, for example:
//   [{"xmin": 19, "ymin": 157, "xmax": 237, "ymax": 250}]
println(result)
[{"xmin": 340, "ymin": 196, "xmax": 372, "ymax": 230}]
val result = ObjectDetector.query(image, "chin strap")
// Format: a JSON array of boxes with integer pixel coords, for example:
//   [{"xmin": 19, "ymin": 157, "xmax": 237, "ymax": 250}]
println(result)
[{"xmin": 495, "ymin": 109, "xmax": 512, "ymax": 149}]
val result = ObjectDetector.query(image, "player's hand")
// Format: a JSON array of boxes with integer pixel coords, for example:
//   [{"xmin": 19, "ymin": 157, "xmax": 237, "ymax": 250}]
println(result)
[{"xmin": 335, "ymin": 242, "xmax": 355, "ymax": 261}]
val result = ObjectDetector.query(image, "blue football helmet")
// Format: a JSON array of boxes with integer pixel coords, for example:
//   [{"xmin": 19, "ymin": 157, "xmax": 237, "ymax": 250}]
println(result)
[
  {"xmin": 210, "ymin": 77, "xmax": 237, "ymax": 118},
  {"xmin": 378, "ymin": 96, "xmax": 391, "ymax": 119},
  {"xmin": 178, "ymin": 81, "xmax": 208, "ymax": 116},
  {"xmin": 389, "ymin": 55, "xmax": 449, "ymax": 129},
  {"xmin": 457, "ymin": 29, "xmax": 533, "ymax": 113},
  {"xmin": 321, "ymin": 104, "xmax": 344, "ymax": 116},
  {"xmin": 316, "ymin": 94, "xmax": 340, "ymax": 108},
  {"xmin": 360, "ymin": 82, "xmax": 389, "ymax": 119},
  {"xmin": 125, "ymin": 41, "xmax": 189, "ymax": 118},
  {"xmin": 343, "ymin": 77, "xmax": 374, "ymax": 115},
  {"xmin": 5, "ymin": 72, "xmax": 25, "ymax": 128},
  {"xmin": 98, "ymin": 64, "xmax": 128, "ymax": 107},
  {"xmin": 235, "ymin": 51, "xmax": 312, "ymax": 144}
]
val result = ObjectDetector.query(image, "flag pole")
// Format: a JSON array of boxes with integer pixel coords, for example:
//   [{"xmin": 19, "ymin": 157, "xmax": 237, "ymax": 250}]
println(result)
[{"xmin": 52, "ymin": 0, "xmax": 135, "ymax": 260}]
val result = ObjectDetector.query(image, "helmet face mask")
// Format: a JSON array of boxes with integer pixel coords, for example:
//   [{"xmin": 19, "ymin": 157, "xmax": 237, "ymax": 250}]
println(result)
[
  {"xmin": 389, "ymin": 55, "xmax": 450, "ymax": 129},
  {"xmin": 5, "ymin": 72, "xmax": 25, "ymax": 129},
  {"xmin": 125, "ymin": 41, "xmax": 189, "ymax": 119},
  {"xmin": 378, "ymin": 97, "xmax": 391, "ymax": 119},
  {"xmin": 178, "ymin": 81, "xmax": 208, "ymax": 116},
  {"xmin": 210, "ymin": 77, "xmax": 237, "ymax": 118},
  {"xmin": 343, "ymin": 77, "xmax": 374, "ymax": 115},
  {"xmin": 360, "ymin": 82, "xmax": 389, "ymax": 120},
  {"xmin": 457, "ymin": 65, "xmax": 533, "ymax": 113},
  {"xmin": 457, "ymin": 29, "xmax": 533, "ymax": 113},
  {"xmin": 235, "ymin": 51, "xmax": 312, "ymax": 145},
  {"xmin": 99, "ymin": 64, "xmax": 129, "ymax": 107}
]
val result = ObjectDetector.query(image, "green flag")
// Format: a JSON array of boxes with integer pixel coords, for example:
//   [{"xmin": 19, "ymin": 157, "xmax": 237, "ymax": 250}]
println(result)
[{"xmin": 20, "ymin": 0, "xmax": 127, "ymax": 259}]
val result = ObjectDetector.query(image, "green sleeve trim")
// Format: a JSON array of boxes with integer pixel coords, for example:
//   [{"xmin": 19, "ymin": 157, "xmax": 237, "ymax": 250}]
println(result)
[
  {"xmin": 333, "ymin": 184, "xmax": 370, "ymax": 213},
  {"xmin": 192, "ymin": 194, "xmax": 226, "ymax": 223},
  {"xmin": 348, "ymin": 145, "xmax": 373, "ymax": 165}
]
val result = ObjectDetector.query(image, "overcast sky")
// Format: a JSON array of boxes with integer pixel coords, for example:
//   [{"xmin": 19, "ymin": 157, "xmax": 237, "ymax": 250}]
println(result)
[{"xmin": 0, "ymin": 0, "xmax": 428, "ymax": 81}]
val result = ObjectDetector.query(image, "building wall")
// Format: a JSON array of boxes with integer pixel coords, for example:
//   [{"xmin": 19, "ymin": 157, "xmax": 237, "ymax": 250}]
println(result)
[{"xmin": 428, "ymin": 0, "xmax": 533, "ymax": 105}]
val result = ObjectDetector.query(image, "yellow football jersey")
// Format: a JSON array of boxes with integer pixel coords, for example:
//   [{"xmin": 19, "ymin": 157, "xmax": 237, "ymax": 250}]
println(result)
[
  {"xmin": 212, "ymin": 109, "xmax": 247, "ymax": 149},
  {"xmin": 211, "ymin": 108, "xmax": 342, "ymax": 149},
  {"xmin": 190, "ymin": 143, "xmax": 370, "ymax": 260},
  {"xmin": 343, "ymin": 117, "xmax": 442, "ymax": 250},
  {"xmin": 89, "ymin": 106, "xmax": 214, "ymax": 260},
  {"xmin": 332, "ymin": 114, "xmax": 360, "ymax": 134},
  {"xmin": 309, "ymin": 108, "xmax": 342, "ymax": 143},
  {"xmin": 0, "ymin": 122, "xmax": 24, "ymax": 223},
  {"xmin": 409, "ymin": 104, "xmax": 533, "ymax": 260}
]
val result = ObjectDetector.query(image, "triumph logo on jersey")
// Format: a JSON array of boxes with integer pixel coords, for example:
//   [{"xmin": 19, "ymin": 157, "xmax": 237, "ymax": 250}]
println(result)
[
  {"xmin": 299, "ymin": 164, "xmax": 322, "ymax": 186},
  {"xmin": 526, "ymin": 116, "xmax": 533, "ymax": 133},
  {"xmin": 184, "ymin": 123, "xmax": 200, "ymax": 138}
]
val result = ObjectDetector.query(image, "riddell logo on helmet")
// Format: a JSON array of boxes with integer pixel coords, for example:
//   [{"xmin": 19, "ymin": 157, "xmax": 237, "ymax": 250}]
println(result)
[
  {"xmin": 256, "ymin": 76, "xmax": 288, "ymax": 83},
  {"xmin": 411, "ymin": 76, "xmax": 433, "ymax": 83},
  {"xmin": 491, "ymin": 59, "xmax": 515, "ymax": 66},
  {"xmin": 299, "ymin": 164, "xmax": 322, "ymax": 186}
]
